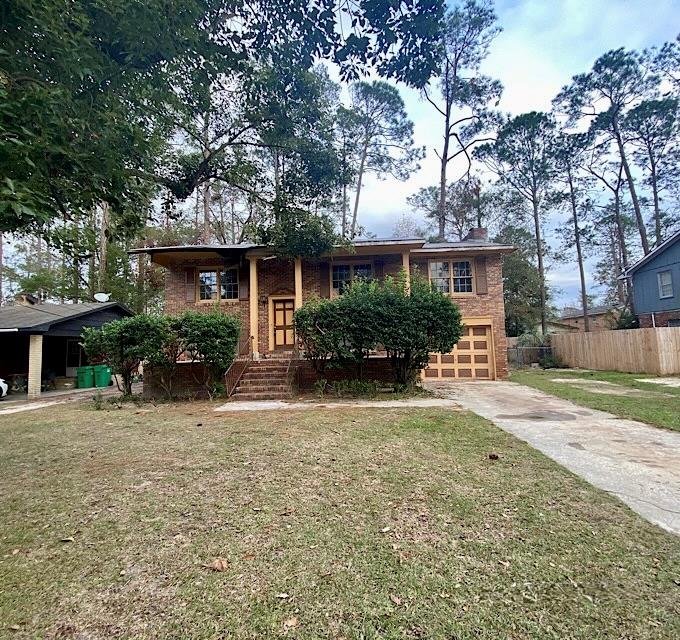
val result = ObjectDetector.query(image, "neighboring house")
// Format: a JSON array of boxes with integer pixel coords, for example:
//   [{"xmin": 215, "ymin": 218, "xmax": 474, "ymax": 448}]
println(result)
[
  {"xmin": 558, "ymin": 306, "xmax": 621, "ymax": 332},
  {"xmin": 0, "ymin": 300, "xmax": 132, "ymax": 399},
  {"xmin": 623, "ymin": 229, "xmax": 680, "ymax": 328},
  {"xmin": 132, "ymin": 230, "xmax": 514, "ymax": 396}
]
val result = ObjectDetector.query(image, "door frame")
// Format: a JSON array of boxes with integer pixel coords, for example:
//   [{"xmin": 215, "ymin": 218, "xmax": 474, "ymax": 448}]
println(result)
[
  {"xmin": 268, "ymin": 295, "xmax": 296, "ymax": 352},
  {"xmin": 65, "ymin": 337, "xmax": 83, "ymax": 377}
]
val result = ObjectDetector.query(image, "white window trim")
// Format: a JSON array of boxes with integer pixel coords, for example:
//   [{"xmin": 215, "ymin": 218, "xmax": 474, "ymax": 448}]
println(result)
[
  {"xmin": 196, "ymin": 266, "xmax": 240, "ymax": 303},
  {"xmin": 657, "ymin": 270, "xmax": 673, "ymax": 300},
  {"xmin": 330, "ymin": 261, "xmax": 374, "ymax": 296},
  {"xmin": 428, "ymin": 258, "xmax": 475, "ymax": 297}
]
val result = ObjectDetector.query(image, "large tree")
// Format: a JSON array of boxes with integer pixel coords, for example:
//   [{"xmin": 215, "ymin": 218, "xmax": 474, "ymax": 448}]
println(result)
[
  {"xmin": 347, "ymin": 80, "xmax": 423, "ymax": 239},
  {"xmin": 493, "ymin": 225, "xmax": 544, "ymax": 337},
  {"xmin": 1, "ymin": 0, "xmax": 445, "ymax": 236},
  {"xmin": 624, "ymin": 97, "xmax": 680, "ymax": 246},
  {"xmin": 553, "ymin": 132, "xmax": 593, "ymax": 331},
  {"xmin": 554, "ymin": 48, "xmax": 658, "ymax": 255},
  {"xmin": 477, "ymin": 112, "xmax": 557, "ymax": 335},
  {"xmin": 423, "ymin": 0, "xmax": 501, "ymax": 240}
]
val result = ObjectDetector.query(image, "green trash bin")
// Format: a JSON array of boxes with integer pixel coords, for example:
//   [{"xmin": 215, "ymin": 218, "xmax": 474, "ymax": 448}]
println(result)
[
  {"xmin": 77, "ymin": 366, "xmax": 95, "ymax": 389},
  {"xmin": 93, "ymin": 364, "xmax": 112, "ymax": 388}
]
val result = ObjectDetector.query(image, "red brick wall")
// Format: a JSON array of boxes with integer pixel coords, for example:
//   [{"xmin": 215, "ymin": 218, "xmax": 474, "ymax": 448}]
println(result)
[
  {"xmin": 561, "ymin": 313, "xmax": 617, "ymax": 332},
  {"xmin": 639, "ymin": 309, "xmax": 680, "ymax": 328},
  {"xmin": 410, "ymin": 254, "xmax": 508, "ymax": 379},
  {"xmin": 296, "ymin": 358, "xmax": 395, "ymax": 390},
  {"xmin": 160, "ymin": 251, "xmax": 509, "ymax": 379}
]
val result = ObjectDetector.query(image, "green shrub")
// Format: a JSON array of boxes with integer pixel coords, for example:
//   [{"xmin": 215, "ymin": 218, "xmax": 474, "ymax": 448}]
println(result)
[
  {"xmin": 294, "ymin": 271, "xmax": 463, "ymax": 387},
  {"xmin": 82, "ymin": 315, "xmax": 173, "ymax": 396},
  {"xmin": 331, "ymin": 379, "xmax": 380, "ymax": 398},
  {"xmin": 176, "ymin": 311, "xmax": 240, "ymax": 398}
]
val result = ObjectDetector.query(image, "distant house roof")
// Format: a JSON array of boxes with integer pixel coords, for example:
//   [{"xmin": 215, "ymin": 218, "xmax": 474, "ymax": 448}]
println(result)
[
  {"xmin": 622, "ymin": 229, "xmax": 680, "ymax": 277},
  {"xmin": 0, "ymin": 302, "xmax": 132, "ymax": 333},
  {"xmin": 559, "ymin": 306, "xmax": 619, "ymax": 320}
]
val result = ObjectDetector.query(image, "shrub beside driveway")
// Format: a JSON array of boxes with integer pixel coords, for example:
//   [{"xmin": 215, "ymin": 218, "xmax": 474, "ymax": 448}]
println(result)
[
  {"xmin": 1, "ymin": 402, "xmax": 679, "ymax": 638},
  {"xmin": 511, "ymin": 368, "xmax": 680, "ymax": 432}
]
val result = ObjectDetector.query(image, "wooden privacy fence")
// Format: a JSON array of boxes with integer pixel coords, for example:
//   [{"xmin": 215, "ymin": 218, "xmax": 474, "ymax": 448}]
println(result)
[{"xmin": 551, "ymin": 328, "xmax": 680, "ymax": 375}]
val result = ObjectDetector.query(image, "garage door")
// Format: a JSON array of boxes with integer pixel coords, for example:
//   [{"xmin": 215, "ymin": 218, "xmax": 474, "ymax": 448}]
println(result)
[{"xmin": 423, "ymin": 325, "xmax": 494, "ymax": 380}]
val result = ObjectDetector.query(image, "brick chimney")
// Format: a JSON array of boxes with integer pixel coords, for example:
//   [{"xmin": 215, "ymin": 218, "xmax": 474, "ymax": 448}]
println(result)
[{"xmin": 464, "ymin": 228, "xmax": 488, "ymax": 242}]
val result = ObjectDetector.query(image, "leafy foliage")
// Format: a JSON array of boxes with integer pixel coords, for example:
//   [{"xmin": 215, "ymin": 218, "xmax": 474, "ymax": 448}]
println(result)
[
  {"xmin": 176, "ymin": 311, "xmax": 241, "ymax": 396},
  {"xmin": 294, "ymin": 273, "xmax": 462, "ymax": 385},
  {"xmin": 81, "ymin": 315, "xmax": 172, "ymax": 395}
]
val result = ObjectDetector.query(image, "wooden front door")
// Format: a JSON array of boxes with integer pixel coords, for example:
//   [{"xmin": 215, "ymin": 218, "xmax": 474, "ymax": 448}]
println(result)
[{"xmin": 273, "ymin": 299, "xmax": 295, "ymax": 349}]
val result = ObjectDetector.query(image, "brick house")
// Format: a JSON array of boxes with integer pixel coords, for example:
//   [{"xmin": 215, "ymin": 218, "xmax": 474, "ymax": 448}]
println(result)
[
  {"xmin": 558, "ymin": 306, "xmax": 621, "ymax": 332},
  {"xmin": 132, "ymin": 231, "xmax": 513, "ymax": 397}
]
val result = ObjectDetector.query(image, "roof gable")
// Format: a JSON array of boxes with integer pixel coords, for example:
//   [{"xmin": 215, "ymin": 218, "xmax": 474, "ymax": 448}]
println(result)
[{"xmin": 624, "ymin": 229, "xmax": 680, "ymax": 276}]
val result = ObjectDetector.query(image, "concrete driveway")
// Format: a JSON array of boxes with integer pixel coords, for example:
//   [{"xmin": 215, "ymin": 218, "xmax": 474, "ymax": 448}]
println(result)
[{"xmin": 427, "ymin": 381, "xmax": 680, "ymax": 536}]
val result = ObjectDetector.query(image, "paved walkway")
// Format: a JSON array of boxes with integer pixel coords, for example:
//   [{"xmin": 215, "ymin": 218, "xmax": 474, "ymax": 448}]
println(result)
[
  {"xmin": 0, "ymin": 384, "xmax": 136, "ymax": 416},
  {"xmin": 427, "ymin": 381, "xmax": 680, "ymax": 536},
  {"xmin": 215, "ymin": 398, "xmax": 460, "ymax": 412}
]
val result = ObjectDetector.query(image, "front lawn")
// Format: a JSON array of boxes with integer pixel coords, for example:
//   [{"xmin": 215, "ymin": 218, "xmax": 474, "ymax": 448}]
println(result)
[
  {"xmin": 1, "ymin": 402, "xmax": 679, "ymax": 639},
  {"xmin": 511, "ymin": 368, "xmax": 680, "ymax": 432}
]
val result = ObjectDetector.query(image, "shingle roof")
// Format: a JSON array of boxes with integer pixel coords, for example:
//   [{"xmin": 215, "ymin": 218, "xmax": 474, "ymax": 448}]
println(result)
[
  {"xmin": 559, "ymin": 305, "xmax": 619, "ymax": 320},
  {"xmin": 622, "ymin": 229, "xmax": 680, "ymax": 276},
  {"xmin": 0, "ymin": 302, "xmax": 131, "ymax": 332}
]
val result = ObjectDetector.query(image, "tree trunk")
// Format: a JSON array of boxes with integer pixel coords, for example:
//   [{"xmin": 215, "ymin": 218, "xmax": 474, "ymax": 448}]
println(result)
[
  {"xmin": 567, "ymin": 169, "xmax": 589, "ymax": 332},
  {"xmin": 648, "ymin": 155, "xmax": 662, "ymax": 247},
  {"xmin": 350, "ymin": 139, "xmax": 369, "ymax": 239},
  {"xmin": 202, "ymin": 180, "xmax": 211, "ymax": 243},
  {"xmin": 341, "ymin": 183, "xmax": 348, "ymax": 239},
  {"xmin": 98, "ymin": 202, "xmax": 109, "ymax": 291},
  {"xmin": 612, "ymin": 120, "xmax": 649, "ymax": 254},
  {"xmin": 136, "ymin": 253, "xmax": 146, "ymax": 314},
  {"xmin": 437, "ymin": 113, "xmax": 451, "ymax": 241},
  {"xmin": 613, "ymin": 184, "xmax": 629, "ymax": 269},
  {"xmin": 0, "ymin": 232, "xmax": 3, "ymax": 306},
  {"xmin": 532, "ymin": 196, "xmax": 547, "ymax": 336}
]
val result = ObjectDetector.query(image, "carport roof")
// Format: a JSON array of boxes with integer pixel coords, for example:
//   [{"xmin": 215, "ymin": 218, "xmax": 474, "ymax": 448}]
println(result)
[{"xmin": 0, "ymin": 302, "xmax": 131, "ymax": 333}]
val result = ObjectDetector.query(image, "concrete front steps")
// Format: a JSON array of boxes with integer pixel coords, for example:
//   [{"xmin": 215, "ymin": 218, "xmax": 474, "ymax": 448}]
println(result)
[{"xmin": 231, "ymin": 359, "xmax": 294, "ymax": 401}]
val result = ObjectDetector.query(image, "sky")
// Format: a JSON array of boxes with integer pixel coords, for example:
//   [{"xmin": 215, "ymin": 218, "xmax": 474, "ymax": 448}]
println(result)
[{"xmin": 355, "ymin": 0, "xmax": 680, "ymax": 307}]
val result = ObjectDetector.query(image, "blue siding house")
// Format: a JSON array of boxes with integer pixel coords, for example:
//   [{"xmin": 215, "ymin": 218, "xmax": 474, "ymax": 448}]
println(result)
[{"xmin": 624, "ymin": 229, "xmax": 680, "ymax": 327}]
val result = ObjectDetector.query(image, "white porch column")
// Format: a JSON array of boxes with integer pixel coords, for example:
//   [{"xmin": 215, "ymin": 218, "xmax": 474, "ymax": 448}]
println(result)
[
  {"xmin": 402, "ymin": 250, "xmax": 411, "ymax": 291},
  {"xmin": 248, "ymin": 257, "xmax": 260, "ymax": 359},
  {"xmin": 27, "ymin": 334, "xmax": 43, "ymax": 399},
  {"xmin": 294, "ymin": 257, "xmax": 303, "ymax": 310}
]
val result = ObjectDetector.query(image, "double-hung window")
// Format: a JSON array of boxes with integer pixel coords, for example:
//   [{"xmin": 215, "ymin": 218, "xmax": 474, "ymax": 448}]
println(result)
[
  {"xmin": 331, "ymin": 263, "xmax": 372, "ymax": 296},
  {"xmin": 198, "ymin": 268, "xmax": 239, "ymax": 301},
  {"xmin": 429, "ymin": 260, "xmax": 474, "ymax": 295},
  {"xmin": 658, "ymin": 270, "xmax": 673, "ymax": 299}
]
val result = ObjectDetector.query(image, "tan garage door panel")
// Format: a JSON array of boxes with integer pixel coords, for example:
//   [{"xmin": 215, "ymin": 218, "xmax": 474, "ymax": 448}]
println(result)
[{"xmin": 423, "ymin": 325, "xmax": 494, "ymax": 380}]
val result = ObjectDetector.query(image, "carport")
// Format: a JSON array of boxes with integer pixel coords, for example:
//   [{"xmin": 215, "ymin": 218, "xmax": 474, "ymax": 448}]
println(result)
[{"xmin": 0, "ymin": 301, "xmax": 131, "ymax": 399}]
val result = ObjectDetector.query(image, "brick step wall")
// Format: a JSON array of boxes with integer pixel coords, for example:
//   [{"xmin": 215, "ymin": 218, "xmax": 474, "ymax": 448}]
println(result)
[{"xmin": 231, "ymin": 359, "xmax": 293, "ymax": 401}]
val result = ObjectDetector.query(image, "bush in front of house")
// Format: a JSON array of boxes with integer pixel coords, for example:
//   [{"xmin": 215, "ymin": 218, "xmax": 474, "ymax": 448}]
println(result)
[
  {"xmin": 379, "ymin": 275, "xmax": 463, "ymax": 385},
  {"xmin": 82, "ymin": 310, "xmax": 240, "ymax": 399},
  {"xmin": 82, "ymin": 315, "xmax": 172, "ymax": 396},
  {"xmin": 294, "ymin": 272, "xmax": 463, "ymax": 386},
  {"xmin": 176, "ymin": 311, "xmax": 241, "ymax": 397}
]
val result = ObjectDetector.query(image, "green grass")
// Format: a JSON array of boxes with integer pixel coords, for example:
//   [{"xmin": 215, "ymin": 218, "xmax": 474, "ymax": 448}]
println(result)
[
  {"xmin": 1, "ymin": 401, "xmax": 679, "ymax": 639},
  {"xmin": 511, "ymin": 368, "xmax": 680, "ymax": 432}
]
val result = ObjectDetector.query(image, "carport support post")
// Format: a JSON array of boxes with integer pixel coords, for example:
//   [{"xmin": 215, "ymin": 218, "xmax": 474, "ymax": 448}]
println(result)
[
  {"xmin": 27, "ymin": 334, "xmax": 43, "ymax": 399},
  {"xmin": 248, "ymin": 257, "xmax": 259, "ymax": 360}
]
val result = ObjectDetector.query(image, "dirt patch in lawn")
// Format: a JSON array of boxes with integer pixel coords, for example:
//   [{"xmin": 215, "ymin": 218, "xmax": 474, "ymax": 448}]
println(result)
[
  {"xmin": 550, "ymin": 378, "xmax": 671, "ymax": 397},
  {"xmin": 1, "ymin": 401, "xmax": 679, "ymax": 639}
]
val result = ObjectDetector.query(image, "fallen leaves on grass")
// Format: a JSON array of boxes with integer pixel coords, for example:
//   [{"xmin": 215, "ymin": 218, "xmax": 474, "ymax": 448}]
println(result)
[
  {"xmin": 206, "ymin": 558, "xmax": 229, "ymax": 572},
  {"xmin": 283, "ymin": 617, "xmax": 298, "ymax": 630},
  {"xmin": 276, "ymin": 593, "xmax": 290, "ymax": 600},
  {"xmin": 389, "ymin": 594, "xmax": 403, "ymax": 606}
]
